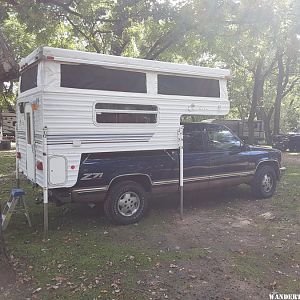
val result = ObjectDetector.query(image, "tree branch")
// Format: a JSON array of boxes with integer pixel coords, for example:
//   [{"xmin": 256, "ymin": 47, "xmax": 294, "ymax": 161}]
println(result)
[
  {"xmin": 282, "ymin": 77, "xmax": 300, "ymax": 98},
  {"xmin": 65, "ymin": 15, "xmax": 102, "ymax": 53},
  {"xmin": 37, "ymin": 0, "xmax": 83, "ymax": 17}
]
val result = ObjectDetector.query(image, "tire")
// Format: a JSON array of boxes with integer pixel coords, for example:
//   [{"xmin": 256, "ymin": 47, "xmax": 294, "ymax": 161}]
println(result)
[
  {"xmin": 104, "ymin": 180, "xmax": 149, "ymax": 225},
  {"xmin": 251, "ymin": 165, "xmax": 277, "ymax": 199}
]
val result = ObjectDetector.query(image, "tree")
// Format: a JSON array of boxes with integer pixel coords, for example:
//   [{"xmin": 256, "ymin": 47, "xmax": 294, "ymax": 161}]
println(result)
[
  {"xmin": 0, "ymin": 30, "xmax": 19, "ymax": 83},
  {"xmin": 0, "ymin": 31, "xmax": 17, "ymax": 289}
]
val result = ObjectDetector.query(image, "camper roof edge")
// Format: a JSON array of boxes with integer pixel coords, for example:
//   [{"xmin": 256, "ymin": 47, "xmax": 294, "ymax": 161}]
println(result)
[{"xmin": 20, "ymin": 47, "xmax": 230, "ymax": 79}]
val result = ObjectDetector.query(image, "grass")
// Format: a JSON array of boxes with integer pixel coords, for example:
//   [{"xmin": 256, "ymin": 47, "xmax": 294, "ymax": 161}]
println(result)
[
  {"xmin": 0, "ymin": 150, "xmax": 207, "ymax": 299},
  {"xmin": 1, "ymin": 150, "xmax": 300, "ymax": 298}
]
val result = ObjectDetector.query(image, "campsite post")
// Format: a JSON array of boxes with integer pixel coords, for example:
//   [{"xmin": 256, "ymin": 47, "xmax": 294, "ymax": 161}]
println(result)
[
  {"xmin": 15, "ymin": 124, "xmax": 19, "ymax": 188},
  {"xmin": 178, "ymin": 125, "xmax": 184, "ymax": 220},
  {"xmin": 43, "ymin": 126, "xmax": 48, "ymax": 240}
]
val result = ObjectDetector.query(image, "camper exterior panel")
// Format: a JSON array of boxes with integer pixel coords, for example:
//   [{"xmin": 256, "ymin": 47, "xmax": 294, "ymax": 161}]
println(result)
[{"xmin": 16, "ymin": 89, "xmax": 44, "ymax": 185}]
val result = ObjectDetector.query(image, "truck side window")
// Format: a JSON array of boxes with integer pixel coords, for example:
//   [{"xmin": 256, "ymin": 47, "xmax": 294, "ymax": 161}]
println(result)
[
  {"xmin": 208, "ymin": 128, "xmax": 241, "ymax": 151},
  {"xmin": 184, "ymin": 131, "xmax": 205, "ymax": 152}
]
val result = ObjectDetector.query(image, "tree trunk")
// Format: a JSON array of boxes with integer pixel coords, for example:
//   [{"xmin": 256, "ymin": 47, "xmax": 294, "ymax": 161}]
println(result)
[
  {"xmin": 0, "ymin": 30, "xmax": 19, "ymax": 83},
  {"xmin": 0, "ymin": 206, "xmax": 15, "ymax": 287},
  {"xmin": 273, "ymin": 54, "xmax": 284, "ymax": 135},
  {"xmin": 248, "ymin": 60, "xmax": 264, "ymax": 144},
  {"xmin": 259, "ymin": 106, "xmax": 274, "ymax": 145}
]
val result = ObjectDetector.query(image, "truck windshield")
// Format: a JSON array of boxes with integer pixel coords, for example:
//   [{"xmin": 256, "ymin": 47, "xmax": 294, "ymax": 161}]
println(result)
[{"xmin": 20, "ymin": 64, "xmax": 38, "ymax": 93}]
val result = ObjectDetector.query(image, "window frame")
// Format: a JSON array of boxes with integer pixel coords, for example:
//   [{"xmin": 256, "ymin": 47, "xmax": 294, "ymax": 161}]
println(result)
[
  {"xmin": 157, "ymin": 74, "xmax": 221, "ymax": 98},
  {"xmin": 20, "ymin": 63, "xmax": 38, "ymax": 93},
  {"xmin": 207, "ymin": 126, "xmax": 242, "ymax": 152},
  {"xmin": 93, "ymin": 102, "xmax": 159, "ymax": 126},
  {"xmin": 60, "ymin": 64, "xmax": 147, "ymax": 94},
  {"xmin": 183, "ymin": 130, "xmax": 208, "ymax": 153},
  {"xmin": 26, "ymin": 112, "xmax": 32, "ymax": 145}
]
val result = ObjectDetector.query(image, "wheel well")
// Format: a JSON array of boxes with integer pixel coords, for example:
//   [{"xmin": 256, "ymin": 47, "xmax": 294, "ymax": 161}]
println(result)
[
  {"xmin": 256, "ymin": 161, "xmax": 280, "ymax": 179},
  {"xmin": 108, "ymin": 175, "xmax": 152, "ymax": 192}
]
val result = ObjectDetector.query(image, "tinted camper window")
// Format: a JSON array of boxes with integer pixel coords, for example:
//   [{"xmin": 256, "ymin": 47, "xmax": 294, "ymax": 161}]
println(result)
[
  {"xmin": 95, "ymin": 103, "xmax": 157, "ymax": 124},
  {"xmin": 20, "ymin": 64, "xmax": 38, "ymax": 93},
  {"xmin": 61, "ymin": 64, "xmax": 147, "ymax": 93},
  {"xmin": 158, "ymin": 74, "xmax": 220, "ymax": 98}
]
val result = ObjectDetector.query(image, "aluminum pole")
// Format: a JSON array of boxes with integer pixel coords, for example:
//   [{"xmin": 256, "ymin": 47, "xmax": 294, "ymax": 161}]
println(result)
[
  {"xmin": 42, "ymin": 126, "xmax": 48, "ymax": 240},
  {"xmin": 178, "ymin": 125, "xmax": 184, "ymax": 220},
  {"xmin": 15, "ymin": 124, "xmax": 20, "ymax": 188}
]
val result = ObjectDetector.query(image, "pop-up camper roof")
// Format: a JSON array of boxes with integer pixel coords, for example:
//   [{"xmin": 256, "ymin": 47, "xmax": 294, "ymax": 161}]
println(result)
[{"xmin": 20, "ymin": 46, "xmax": 230, "ymax": 79}]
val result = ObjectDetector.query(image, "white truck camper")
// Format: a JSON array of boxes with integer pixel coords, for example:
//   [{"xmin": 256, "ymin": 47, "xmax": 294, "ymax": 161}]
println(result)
[{"xmin": 16, "ymin": 47, "xmax": 230, "ymax": 236}]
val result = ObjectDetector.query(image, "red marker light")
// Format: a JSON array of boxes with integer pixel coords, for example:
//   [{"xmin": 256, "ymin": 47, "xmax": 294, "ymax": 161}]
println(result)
[
  {"xmin": 16, "ymin": 152, "xmax": 21, "ymax": 159},
  {"xmin": 71, "ymin": 165, "xmax": 75, "ymax": 170},
  {"xmin": 36, "ymin": 161, "xmax": 43, "ymax": 170}
]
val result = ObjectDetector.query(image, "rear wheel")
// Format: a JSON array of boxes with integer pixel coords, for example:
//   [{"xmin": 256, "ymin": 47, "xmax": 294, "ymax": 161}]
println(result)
[
  {"xmin": 251, "ymin": 165, "xmax": 277, "ymax": 199},
  {"xmin": 104, "ymin": 181, "xmax": 149, "ymax": 225}
]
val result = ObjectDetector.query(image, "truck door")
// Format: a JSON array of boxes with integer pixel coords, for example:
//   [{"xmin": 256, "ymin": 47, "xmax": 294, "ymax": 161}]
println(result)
[
  {"xmin": 207, "ymin": 125, "xmax": 249, "ymax": 185},
  {"xmin": 183, "ymin": 130, "xmax": 210, "ymax": 191},
  {"xmin": 25, "ymin": 103, "xmax": 35, "ymax": 182}
]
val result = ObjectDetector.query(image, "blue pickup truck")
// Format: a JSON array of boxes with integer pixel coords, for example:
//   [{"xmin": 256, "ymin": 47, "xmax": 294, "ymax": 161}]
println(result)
[{"xmin": 51, "ymin": 123, "xmax": 285, "ymax": 225}]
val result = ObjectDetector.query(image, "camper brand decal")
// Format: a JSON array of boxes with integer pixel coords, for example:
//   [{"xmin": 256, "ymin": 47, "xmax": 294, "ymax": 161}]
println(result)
[{"xmin": 80, "ymin": 173, "xmax": 103, "ymax": 181}]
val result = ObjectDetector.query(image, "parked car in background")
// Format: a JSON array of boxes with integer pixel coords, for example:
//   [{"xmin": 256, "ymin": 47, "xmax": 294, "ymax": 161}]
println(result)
[
  {"xmin": 272, "ymin": 134, "xmax": 290, "ymax": 151},
  {"xmin": 288, "ymin": 133, "xmax": 300, "ymax": 152},
  {"xmin": 272, "ymin": 132, "xmax": 300, "ymax": 152}
]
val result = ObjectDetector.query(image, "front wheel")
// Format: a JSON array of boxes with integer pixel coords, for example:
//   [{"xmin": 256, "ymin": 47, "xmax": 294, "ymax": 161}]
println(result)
[
  {"xmin": 251, "ymin": 165, "xmax": 277, "ymax": 199},
  {"xmin": 104, "ymin": 181, "xmax": 149, "ymax": 225}
]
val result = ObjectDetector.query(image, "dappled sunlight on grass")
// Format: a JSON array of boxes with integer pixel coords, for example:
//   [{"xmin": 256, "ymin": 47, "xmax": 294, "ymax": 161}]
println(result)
[
  {"xmin": 289, "ymin": 172, "xmax": 300, "ymax": 176},
  {"xmin": 287, "ymin": 152, "xmax": 300, "ymax": 156}
]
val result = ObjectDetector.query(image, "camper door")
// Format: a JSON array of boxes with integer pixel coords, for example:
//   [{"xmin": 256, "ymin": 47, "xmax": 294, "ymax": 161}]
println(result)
[{"xmin": 25, "ymin": 103, "xmax": 35, "ymax": 181}]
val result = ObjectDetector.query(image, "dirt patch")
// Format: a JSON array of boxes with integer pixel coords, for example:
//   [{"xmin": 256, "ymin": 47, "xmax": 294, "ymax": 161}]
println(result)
[
  {"xmin": 139, "ymin": 182, "xmax": 300, "ymax": 299},
  {"xmin": 140, "ymin": 258, "xmax": 270, "ymax": 300}
]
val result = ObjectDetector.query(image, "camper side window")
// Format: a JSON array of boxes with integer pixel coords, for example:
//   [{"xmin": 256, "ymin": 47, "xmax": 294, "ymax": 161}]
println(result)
[
  {"xmin": 158, "ymin": 74, "xmax": 220, "ymax": 98},
  {"xmin": 26, "ymin": 113, "xmax": 32, "ymax": 144},
  {"xmin": 20, "ymin": 64, "xmax": 38, "ymax": 93},
  {"xmin": 61, "ymin": 64, "xmax": 147, "ymax": 93},
  {"xmin": 95, "ymin": 103, "xmax": 158, "ymax": 124}
]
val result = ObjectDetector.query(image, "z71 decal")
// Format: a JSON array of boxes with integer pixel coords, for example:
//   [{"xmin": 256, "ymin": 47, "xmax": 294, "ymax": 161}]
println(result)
[{"xmin": 80, "ymin": 173, "xmax": 103, "ymax": 181}]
